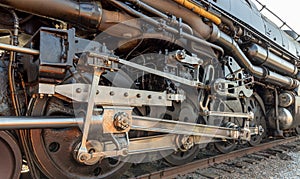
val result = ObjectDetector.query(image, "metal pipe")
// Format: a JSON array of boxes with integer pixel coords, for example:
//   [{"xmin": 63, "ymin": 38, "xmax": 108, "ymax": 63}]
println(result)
[
  {"xmin": 0, "ymin": 0, "xmax": 142, "ymax": 38},
  {"xmin": 0, "ymin": 0, "xmax": 102, "ymax": 29},
  {"xmin": 0, "ymin": 42, "xmax": 39, "ymax": 55},
  {"xmin": 127, "ymin": 0, "xmax": 193, "ymax": 35},
  {"xmin": 110, "ymin": 0, "xmax": 224, "ymax": 54},
  {"xmin": 210, "ymin": 28, "xmax": 299, "ymax": 89},
  {"xmin": 8, "ymin": 10, "xmax": 21, "ymax": 116},
  {"xmin": 8, "ymin": 52, "xmax": 20, "ymax": 116},
  {"xmin": 247, "ymin": 44, "xmax": 298, "ymax": 76},
  {"xmin": 172, "ymin": 0, "xmax": 222, "ymax": 25},
  {"xmin": 141, "ymin": 0, "xmax": 212, "ymax": 39},
  {"xmin": 0, "ymin": 116, "xmax": 102, "ymax": 130}
]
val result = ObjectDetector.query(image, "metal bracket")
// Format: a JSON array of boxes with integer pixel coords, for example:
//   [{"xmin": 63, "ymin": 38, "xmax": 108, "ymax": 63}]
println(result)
[
  {"xmin": 167, "ymin": 93, "xmax": 186, "ymax": 101},
  {"xmin": 77, "ymin": 67, "xmax": 103, "ymax": 164},
  {"xmin": 88, "ymin": 148, "xmax": 129, "ymax": 159},
  {"xmin": 172, "ymin": 50, "xmax": 203, "ymax": 65},
  {"xmin": 39, "ymin": 83, "xmax": 180, "ymax": 106},
  {"xmin": 213, "ymin": 78, "xmax": 253, "ymax": 98},
  {"xmin": 177, "ymin": 17, "xmax": 183, "ymax": 37},
  {"xmin": 78, "ymin": 52, "xmax": 119, "ymax": 71}
]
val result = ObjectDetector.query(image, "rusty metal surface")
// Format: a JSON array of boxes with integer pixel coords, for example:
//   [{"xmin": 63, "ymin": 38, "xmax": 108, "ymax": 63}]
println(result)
[
  {"xmin": 0, "ymin": 131, "xmax": 22, "ymax": 179},
  {"xmin": 134, "ymin": 136, "xmax": 300, "ymax": 179}
]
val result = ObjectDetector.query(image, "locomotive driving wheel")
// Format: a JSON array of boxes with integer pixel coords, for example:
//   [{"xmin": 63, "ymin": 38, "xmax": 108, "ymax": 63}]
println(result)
[
  {"xmin": 213, "ymin": 101, "xmax": 237, "ymax": 154},
  {"xmin": 28, "ymin": 97, "xmax": 131, "ymax": 179},
  {"xmin": 160, "ymin": 100, "xmax": 201, "ymax": 166},
  {"xmin": 295, "ymin": 125, "xmax": 300, "ymax": 135},
  {"xmin": 245, "ymin": 95, "xmax": 266, "ymax": 146},
  {"xmin": 0, "ymin": 131, "xmax": 22, "ymax": 179},
  {"xmin": 214, "ymin": 122, "xmax": 237, "ymax": 154}
]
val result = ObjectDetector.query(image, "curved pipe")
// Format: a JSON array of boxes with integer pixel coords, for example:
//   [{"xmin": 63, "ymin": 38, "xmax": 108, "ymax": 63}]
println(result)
[
  {"xmin": 247, "ymin": 44, "xmax": 298, "ymax": 77},
  {"xmin": 210, "ymin": 27, "xmax": 299, "ymax": 89},
  {"xmin": 110, "ymin": 0, "xmax": 223, "ymax": 54},
  {"xmin": 172, "ymin": 0, "xmax": 221, "ymax": 25},
  {"xmin": 127, "ymin": 0, "xmax": 193, "ymax": 35},
  {"xmin": 8, "ymin": 10, "xmax": 21, "ymax": 116},
  {"xmin": 141, "ymin": 0, "xmax": 212, "ymax": 39}
]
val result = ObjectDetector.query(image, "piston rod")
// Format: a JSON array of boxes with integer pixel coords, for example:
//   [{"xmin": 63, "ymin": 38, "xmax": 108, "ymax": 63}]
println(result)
[{"xmin": 0, "ymin": 116, "xmax": 102, "ymax": 129}]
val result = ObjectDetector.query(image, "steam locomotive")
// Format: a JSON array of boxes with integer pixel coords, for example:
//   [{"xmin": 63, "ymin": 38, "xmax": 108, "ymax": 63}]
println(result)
[{"xmin": 0, "ymin": 0, "xmax": 299, "ymax": 178}]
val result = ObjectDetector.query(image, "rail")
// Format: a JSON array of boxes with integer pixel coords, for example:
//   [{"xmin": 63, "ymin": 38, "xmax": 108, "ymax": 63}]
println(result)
[{"xmin": 133, "ymin": 136, "xmax": 300, "ymax": 179}]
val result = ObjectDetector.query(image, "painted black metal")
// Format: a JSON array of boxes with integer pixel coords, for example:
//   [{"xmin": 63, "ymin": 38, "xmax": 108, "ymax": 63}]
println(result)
[{"xmin": 202, "ymin": 0, "xmax": 300, "ymax": 60}]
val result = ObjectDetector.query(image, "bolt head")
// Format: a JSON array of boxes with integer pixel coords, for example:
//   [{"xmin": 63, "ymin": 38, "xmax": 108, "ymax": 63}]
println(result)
[{"xmin": 113, "ymin": 112, "xmax": 130, "ymax": 131}]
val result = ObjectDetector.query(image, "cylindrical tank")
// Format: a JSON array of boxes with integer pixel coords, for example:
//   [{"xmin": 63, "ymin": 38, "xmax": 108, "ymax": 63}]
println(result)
[
  {"xmin": 267, "ymin": 107, "xmax": 293, "ymax": 130},
  {"xmin": 247, "ymin": 44, "xmax": 298, "ymax": 76}
]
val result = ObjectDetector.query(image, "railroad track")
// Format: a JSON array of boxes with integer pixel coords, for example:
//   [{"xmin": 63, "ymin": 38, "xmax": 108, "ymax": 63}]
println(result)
[{"xmin": 131, "ymin": 136, "xmax": 300, "ymax": 179}]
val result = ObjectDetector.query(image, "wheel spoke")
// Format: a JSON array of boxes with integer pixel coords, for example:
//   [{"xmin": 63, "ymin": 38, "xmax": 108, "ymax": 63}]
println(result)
[{"xmin": 246, "ymin": 96, "xmax": 266, "ymax": 146}]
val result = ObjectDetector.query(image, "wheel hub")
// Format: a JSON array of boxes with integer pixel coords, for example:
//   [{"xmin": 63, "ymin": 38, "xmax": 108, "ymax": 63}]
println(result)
[
  {"xmin": 176, "ymin": 135, "xmax": 194, "ymax": 152},
  {"xmin": 161, "ymin": 100, "xmax": 201, "ymax": 166}
]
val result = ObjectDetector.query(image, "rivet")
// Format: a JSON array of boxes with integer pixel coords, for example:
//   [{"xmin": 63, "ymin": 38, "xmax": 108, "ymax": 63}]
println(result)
[{"xmin": 76, "ymin": 88, "xmax": 82, "ymax": 93}]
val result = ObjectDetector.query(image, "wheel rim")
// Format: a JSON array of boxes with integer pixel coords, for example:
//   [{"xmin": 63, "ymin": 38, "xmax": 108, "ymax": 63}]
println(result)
[
  {"xmin": 214, "ymin": 139, "xmax": 237, "ymax": 154},
  {"xmin": 295, "ymin": 125, "xmax": 300, "ymax": 135},
  {"xmin": 246, "ymin": 96, "xmax": 266, "ymax": 146},
  {"xmin": 161, "ymin": 101, "xmax": 201, "ymax": 166},
  {"xmin": 29, "ymin": 98, "xmax": 131, "ymax": 179},
  {"xmin": 213, "ymin": 101, "xmax": 237, "ymax": 154},
  {"xmin": 0, "ymin": 131, "xmax": 22, "ymax": 179}
]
